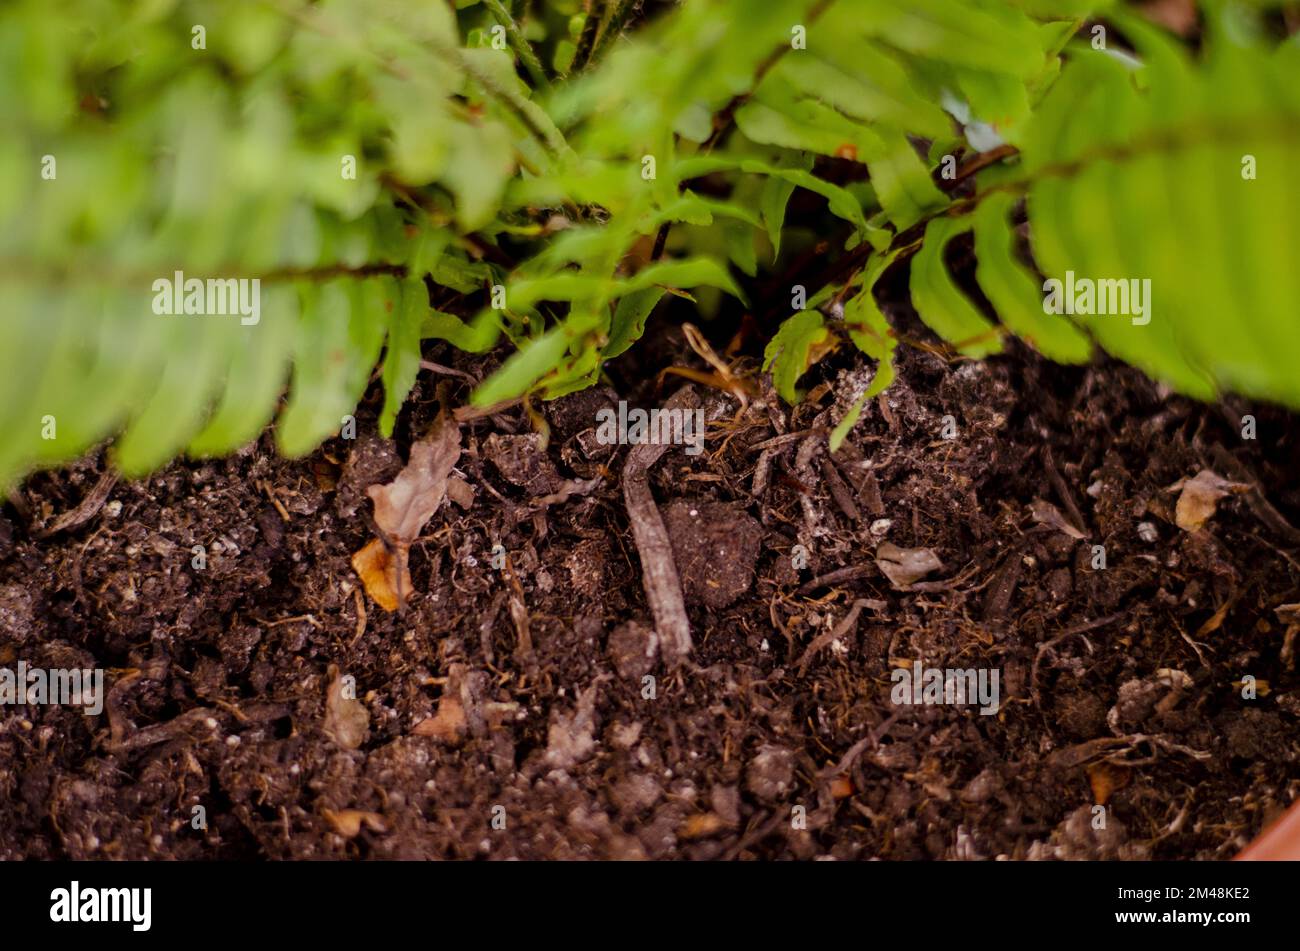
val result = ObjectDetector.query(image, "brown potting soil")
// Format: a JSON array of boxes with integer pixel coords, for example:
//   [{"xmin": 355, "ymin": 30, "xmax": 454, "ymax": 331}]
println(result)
[{"xmin": 2, "ymin": 296, "xmax": 1298, "ymax": 861}]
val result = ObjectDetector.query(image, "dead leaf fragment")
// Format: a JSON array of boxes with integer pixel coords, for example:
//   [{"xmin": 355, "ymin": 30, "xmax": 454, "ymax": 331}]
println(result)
[
  {"xmin": 352, "ymin": 413, "xmax": 461, "ymax": 611},
  {"xmin": 1029, "ymin": 498, "xmax": 1086, "ymax": 540},
  {"xmin": 350, "ymin": 538, "xmax": 413, "ymax": 613},
  {"xmin": 1139, "ymin": 0, "xmax": 1198, "ymax": 36},
  {"xmin": 1171, "ymin": 469, "xmax": 1248, "ymax": 532},
  {"xmin": 323, "ymin": 665, "xmax": 370, "ymax": 750},
  {"xmin": 679, "ymin": 813, "xmax": 729, "ymax": 840},
  {"xmin": 446, "ymin": 475, "xmax": 475, "ymax": 510},
  {"xmin": 830, "ymin": 775, "xmax": 855, "ymax": 800},
  {"xmin": 875, "ymin": 542, "xmax": 943, "ymax": 588},
  {"xmin": 412, "ymin": 691, "xmax": 467, "ymax": 746},
  {"xmin": 1086, "ymin": 761, "xmax": 1129, "ymax": 806},
  {"xmin": 322, "ymin": 808, "xmax": 388, "ymax": 838},
  {"xmin": 369, "ymin": 413, "xmax": 461, "ymax": 542}
]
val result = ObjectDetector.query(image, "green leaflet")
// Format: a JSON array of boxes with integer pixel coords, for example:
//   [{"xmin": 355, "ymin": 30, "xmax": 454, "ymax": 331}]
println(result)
[
  {"xmin": 971, "ymin": 191, "xmax": 1091, "ymax": 363},
  {"xmin": 763, "ymin": 311, "xmax": 835, "ymax": 404},
  {"xmin": 277, "ymin": 279, "xmax": 391, "ymax": 458},
  {"xmin": 188, "ymin": 285, "xmax": 298, "ymax": 458},
  {"xmin": 5, "ymin": 0, "xmax": 1300, "ymax": 487},
  {"xmin": 758, "ymin": 154, "xmax": 813, "ymax": 260},
  {"xmin": 379, "ymin": 279, "xmax": 428, "ymax": 438},
  {"xmin": 910, "ymin": 216, "xmax": 1004, "ymax": 358},
  {"xmin": 606, "ymin": 287, "xmax": 666, "ymax": 359},
  {"xmin": 507, "ymin": 257, "xmax": 745, "ymax": 311},
  {"xmin": 860, "ymin": 130, "xmax": 950, "ymax": 231},
  {"xmin": 739, "ymin": 160, "xmax": 890, "ymax": 250},
  {"xmin": 471, "ymin": 307, "xmax": 604, "ymax": 406},
  {"xmin": 421, "ymin": 308, "xmax": 504, "ymax": 353}
]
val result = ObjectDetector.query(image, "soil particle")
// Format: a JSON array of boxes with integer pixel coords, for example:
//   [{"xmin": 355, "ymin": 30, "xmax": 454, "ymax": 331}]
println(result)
[
  {"xmin": 607, "ymin": 620, "xmax": 658, "ymax": 680},
  {"xmin": 1217, "ymin": 708, "xmax": 1291, "ymax": 763},
  {"xmin": 0, "ymin": 583, "xmax": 38, "ymax": 644},
  {"xmin": 610, "ymin": 773, "xmax": 663, "ymax": 815},
  {"xmin": 542, "ymin": 683, "xmax": 601, "ymax": 772},
  {"xmin": 663, "ymin": 500, "xmax": 763, "ymax": 609},
  {"xmin": 1042, "ymin": 805, "xmax": 1145, "ymax": 860},
  {"xmin": 1053, "ymin": 691, "xmax": 1109, "ymax": 740},
  {"xmin": 483, "ymin": 434, "xmax": 561, "ymax": 495},
  {"xmin": 745, "ymin": 745, "xmax": 795, "ymax": 801},
  {"xmin": 335, "ymin": 431, "xmax": 403, "ymax": 520},
  {"xmin": 546, "ymin": 386, "xmax": 619, "ymax": 443}
]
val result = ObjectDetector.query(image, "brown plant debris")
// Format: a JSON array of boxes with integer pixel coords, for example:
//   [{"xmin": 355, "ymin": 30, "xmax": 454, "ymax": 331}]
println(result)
[{"xmin": 352, "ymin": 411, "xmax": 461, "ymax": 611}]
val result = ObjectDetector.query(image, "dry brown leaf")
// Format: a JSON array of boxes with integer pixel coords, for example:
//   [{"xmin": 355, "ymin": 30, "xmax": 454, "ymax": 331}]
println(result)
[
  {"xmin": 875, "ymin": 542, "xmax": 943, "ymax": 588},
  {"xmin": 322, "ymin": 808, "xmax": 388, "ymax": 838},
  {"xmin": 352, "ymin": 413, "xmax": 461, "ymax": 611},
  {"xmin": 679, "ymin": 813, "xmax": 729, "ymax": 840},
  {"xmin": 1028, "ymin": 498, "xmax": 1086, "ymax": 540},
  {"xmin": 412, "ymin": 691, "xmax": 467, "ymax": 745},
  {"xmin": 369, "ymin": 412, "xmax": 461, "ymax": 542},
  {"xmin": 1171, "ymin": 469, "xmax": 1248, "ymax": 532},
  {"xmin": 446, "ymin": 475, "xmax": 475, "ymax": 510},
  {"xmin": 350, "ymin": 538, "xmax": 412, "ymax": 613},
  {"xmin": 1086, "ymin": 761, "xmax": 1129, "ymax": 806},
  {"xmin": 323, "ymin": 665, "xmax": 369, "ymax": 750},
  {"xmin": 830, "ymin": 775, "xmax": 854, "ymax": 800}
]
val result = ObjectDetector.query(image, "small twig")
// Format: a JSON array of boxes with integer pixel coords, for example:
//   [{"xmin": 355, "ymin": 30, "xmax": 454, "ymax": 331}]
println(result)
[
  {"xmin": 797, "ymin": 598, "xmax": 883, "ymax": 674},
  {"xmin": 39, "ymin": 468, "xmax": 118, "ymax": 538},
  {"xmin": 820, "ymin": 711, "xmax": 900, "ymax": 779},
  {"xmin": 1042, "ymin": 444, "xmax": 1088, "ymax": 537},
  {"xmin": 419, "ymin": 360, "xmax": 478, "ymax": 384},
  {"xmin": 622, "ymin": 386, "xmax": 699, "ymax": 663},
  {"xmin": 796, "ymin": 564, "xmax": 875, "ymax": 596}
]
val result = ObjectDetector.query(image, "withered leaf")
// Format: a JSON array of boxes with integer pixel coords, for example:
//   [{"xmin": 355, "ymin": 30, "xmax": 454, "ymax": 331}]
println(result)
[
  {"xmin": 323, "ymin": 665, "xmax": 370, "ymax": 750},
  {"xmin": 368, "ymin": 412, "xmax": 461, "ymax": 545},
  {"xmin": 322, "ymin": 808, "xmax": 388, "ymax": 838},
  {"xmin": 1029, "ymin": 498, "xmax": 1086, "ymax": 539},
  {"xmin": 1086, "ymin": 761, "xmax": 1129, "ymax": 806},
  {"xmin": 875, "ymin": 542, "xmax": 943, "ymax": 589},
  {"xmin": 350, "ymin": 537, "xmax": 413, "ymax": 613},
  {"xmin": 352, "ymin": 413, "xmax": 461, "ymax": 611},
  {"xmin": 412, "ymin": 691, "xmax": 467, "ymax": 746},
  {"xmin": 1171, "ymin": 469, "xmax": 1248, "ymax": 532},
  {"xmin": 678, "ymin": 813, "xmax": 729, "ymax": 840}
]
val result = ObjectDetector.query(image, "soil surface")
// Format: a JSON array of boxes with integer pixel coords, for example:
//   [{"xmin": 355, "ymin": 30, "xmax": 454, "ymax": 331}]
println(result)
[{"xmin": 3, "ymin": 294, "xmax": 1299, "ymax": 860}]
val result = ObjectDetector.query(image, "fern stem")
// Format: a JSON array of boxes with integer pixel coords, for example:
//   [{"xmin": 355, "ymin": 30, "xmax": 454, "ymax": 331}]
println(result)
[
  {"xmin": 452, "ymin": 48, "xmax": 571, "ymax": 158},
  {"xmin": 570, "ymin": 0, "xmax": 607, "ymax": 72},
  {"xmin": 483, "ymin": 0, "xmax": 550, "ymax": 91},
  {"xmin": 588, "ymin": 0, "xmax": 637, "ymax": 65}
]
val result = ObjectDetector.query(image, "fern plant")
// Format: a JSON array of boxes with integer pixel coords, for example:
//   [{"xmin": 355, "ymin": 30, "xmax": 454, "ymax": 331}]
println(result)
[{"xmin": 1, "ymin": 0, "xmax": 1296, "ymax": 489}]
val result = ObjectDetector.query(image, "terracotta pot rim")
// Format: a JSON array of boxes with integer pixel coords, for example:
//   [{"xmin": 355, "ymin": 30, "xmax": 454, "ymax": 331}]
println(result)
[{"xmin": 1235, "ymin": 798, "xmax": 1300, "ymax": 861}]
